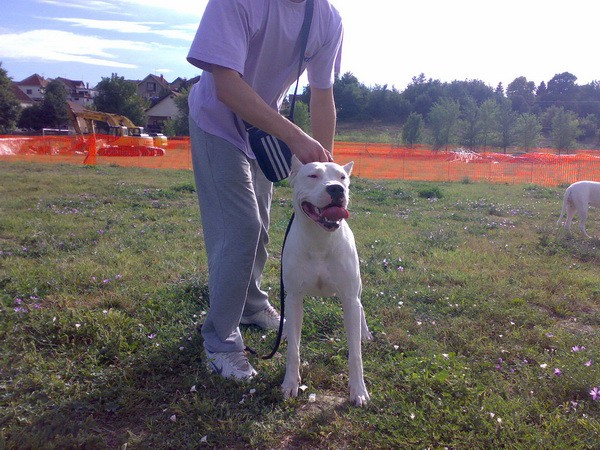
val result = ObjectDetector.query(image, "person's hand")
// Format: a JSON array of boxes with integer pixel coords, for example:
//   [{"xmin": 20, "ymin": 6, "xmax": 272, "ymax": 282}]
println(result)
[{"xmin": 287, "ymin": 130, "xmax": 333, "ymax": 164}]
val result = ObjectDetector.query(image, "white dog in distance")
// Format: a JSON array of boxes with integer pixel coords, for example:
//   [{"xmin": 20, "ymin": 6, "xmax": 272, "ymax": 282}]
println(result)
[
  {"xmin": 281, "ymin": 156, "xmax": 372, "ymax": 407},
  {"xmin": 557, "ymin": 180, "xmax": 600, "ymax": 237}
]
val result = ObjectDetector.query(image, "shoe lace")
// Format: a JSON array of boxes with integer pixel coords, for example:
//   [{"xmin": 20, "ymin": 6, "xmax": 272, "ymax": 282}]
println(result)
[
  {"xmin": 224, "ymin": 352, "xmax": 251, "ymax": 370},
  {"xmin": 263, "ymin": 305, "xmax": 279, "ymax": 319}
]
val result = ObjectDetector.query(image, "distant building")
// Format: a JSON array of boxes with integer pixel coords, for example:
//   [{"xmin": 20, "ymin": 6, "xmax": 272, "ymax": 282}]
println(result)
[
  {"xmin": 14, "ymin": 74, "xmax": 97, "ymax": 106},
  {"xmin": 11, "ymin": 83, "xmax": 34, "ymax": 108},
  {"xmin": 172, "ymin": 75, "xmax": 201, "ymax": 91},
  {"xmin": 136, "ymin": 74, "xmax": 172, "ymax": 105},
  {"xmin": 169, "ymin": 77, "xmax": 188, "ymax": 92},
  {"xmin": 55, "ymin": 77, "xmax": 96, "ymax": 107},
  {"xmin": 15, "ymin": 73, "xmax": 47, "ymax": 102},
  {"xmin": 145, "ymin": 91, "xmax": 181, "ymax": 133}
]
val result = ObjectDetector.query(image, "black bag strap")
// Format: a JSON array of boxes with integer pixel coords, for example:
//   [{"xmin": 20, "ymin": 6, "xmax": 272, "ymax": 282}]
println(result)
[{"xmin": 288, "ymin": 0, "xmax": 314, "ymax": 122}]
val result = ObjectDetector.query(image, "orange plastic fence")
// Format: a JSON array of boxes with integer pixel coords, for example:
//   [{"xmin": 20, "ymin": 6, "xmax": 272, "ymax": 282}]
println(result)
[
  {"xmin": 0, "ymin": 134, "xmax": 192, "ymax": 171},
  {"xmin": 1, "ymin": 135, "xmax": 599, "ymax": 186}
]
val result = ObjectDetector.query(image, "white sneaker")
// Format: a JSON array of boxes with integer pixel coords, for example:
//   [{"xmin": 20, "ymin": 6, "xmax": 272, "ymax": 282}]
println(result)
[
  {"xmin": 205, "ymin": 349, "xmax": 258, "ymax": 380},
  {"xmin": 240, "ymin": 305, "xmax": 282, "ymax": 330}
]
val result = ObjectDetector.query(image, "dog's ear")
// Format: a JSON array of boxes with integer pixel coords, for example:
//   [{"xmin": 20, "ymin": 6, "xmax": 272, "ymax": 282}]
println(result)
[
  {"xmin": 343, "ymin": 161, "xmax": 354, "ymax": 177},
  {"xmin": 289, "ymin": 155, "xmax": 303, "ymax": 185}
]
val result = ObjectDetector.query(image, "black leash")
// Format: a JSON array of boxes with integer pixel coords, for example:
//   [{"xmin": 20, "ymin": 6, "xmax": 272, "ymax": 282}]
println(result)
[{"xmin": 246, "ymin": 212, "xmax": 295, "ymax": 359}]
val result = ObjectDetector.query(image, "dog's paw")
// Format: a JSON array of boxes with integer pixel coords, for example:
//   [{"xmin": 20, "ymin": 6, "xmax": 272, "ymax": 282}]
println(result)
[
  {"xmin": 281, "ymin": 381, "xmax": 300, "ymax": 399},
  {"xmin": 362, "ymin": 329, "xmax": 373, "ymax": 341},
  {"xmin": 350, "ymin": 383, "xmax": 370, "ymax": 407},
  {"xmin": 350, "ymin": 391, "xmax": 370, "ymax": 407}
]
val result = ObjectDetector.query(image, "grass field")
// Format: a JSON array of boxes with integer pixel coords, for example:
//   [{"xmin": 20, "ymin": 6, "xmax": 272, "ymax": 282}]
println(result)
[{"xmin": 1, "ymin": 161, "xmax": 599, "ymax": 449}]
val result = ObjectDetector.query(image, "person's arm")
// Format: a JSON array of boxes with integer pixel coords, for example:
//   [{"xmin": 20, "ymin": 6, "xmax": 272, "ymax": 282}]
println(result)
[
  {"xmin": 309, "ymin": 86, "xmax": 336, "ymax": 154},
  {"xmin": 212, "ymin": 65, "xmax": 332, "ymax": 164}
]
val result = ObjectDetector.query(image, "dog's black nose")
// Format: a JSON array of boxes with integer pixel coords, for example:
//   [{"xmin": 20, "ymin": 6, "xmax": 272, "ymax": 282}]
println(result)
[{"xmin": 326, "ymin": 184, "xmax": 345, "ymax": 199}]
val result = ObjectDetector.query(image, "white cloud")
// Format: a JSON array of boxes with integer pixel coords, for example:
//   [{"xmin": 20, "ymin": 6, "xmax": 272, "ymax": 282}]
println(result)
[
  {"xmin": 50, "ymin": 17, "xmax": 196, "ymax": 41},
  {"xmin": 37, "ymin": 0, "xmax": 207, "ymax": 17},
  {"xmin": 38, "ymin": 0, "xmax": 120, "ymax": 13},
  {"xmin": 0, "ymin": 29, "xmax": 150, "ymax": 68},
  {"xmin": 117, "ymin": 0, "xmax": 207, "ymax": 16}
]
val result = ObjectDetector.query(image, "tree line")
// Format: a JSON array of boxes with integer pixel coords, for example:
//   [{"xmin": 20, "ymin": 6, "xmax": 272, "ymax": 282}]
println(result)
[
  {"xmin": 1, "ymin": 61, "xmax": 599, "ymax": 152},
  {"xmin": 320, "ymin": 71, "xmax": 600, "ymax": 152}
]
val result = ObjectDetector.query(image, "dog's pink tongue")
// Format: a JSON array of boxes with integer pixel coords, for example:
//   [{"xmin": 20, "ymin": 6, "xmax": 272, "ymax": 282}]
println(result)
[{"xmin": 321, "ymin": 206, "xmax": 349, "ymax": 221}]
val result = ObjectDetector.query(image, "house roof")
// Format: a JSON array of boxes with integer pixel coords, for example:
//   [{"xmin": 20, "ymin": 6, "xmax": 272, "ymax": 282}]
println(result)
[
  {"xmin": 11, "ymin": 83, "xmax": 34, "ymax": 103},
  {"xmin": 16, "ymin": 73, "xmax": 48, "ymax": 87},
  {"xmin": 170, "ymin": 75, "xmax": 201, "ymax": 92},
  {"xmin": 55, "ymin": 77, "xmax": 87, "ymax": 90},
  {"xmin": 140, "ymin": 74, "xmax": 171, "ymax": 90}
]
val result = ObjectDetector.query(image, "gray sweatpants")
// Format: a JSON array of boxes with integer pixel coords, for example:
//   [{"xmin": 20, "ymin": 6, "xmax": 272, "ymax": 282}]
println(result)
[{"xmin": 190, "ymin": 119, "xmax": 273, "ymax": 353}]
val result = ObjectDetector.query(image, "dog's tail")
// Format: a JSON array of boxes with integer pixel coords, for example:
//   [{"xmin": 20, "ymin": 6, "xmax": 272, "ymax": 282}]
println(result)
[{"xmin": 557, "ymin": 186, "xmax": 572, "ymax": 225}]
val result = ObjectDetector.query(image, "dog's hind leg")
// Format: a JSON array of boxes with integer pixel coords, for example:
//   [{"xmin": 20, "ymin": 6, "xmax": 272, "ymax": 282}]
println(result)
[
  {"xmin": 565, "ymin": 201, "xmax": 576, "ymax": 232},
  {"xmin": 342, "ymin": 298, "xmax": 370, "ymax": 406},
  {"xmin": 578, "ymin": 206, "xmax": 590, "ymax": 237},
  {"xmin": 282, "ymin": 293, "xmax": 304, "ymax": 399}
]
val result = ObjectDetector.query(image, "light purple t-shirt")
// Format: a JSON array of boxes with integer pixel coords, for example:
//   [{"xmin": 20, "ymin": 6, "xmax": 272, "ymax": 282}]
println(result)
[{"xmin": 187, "ymin": 0, "xmax": 343, "ymax": 157}]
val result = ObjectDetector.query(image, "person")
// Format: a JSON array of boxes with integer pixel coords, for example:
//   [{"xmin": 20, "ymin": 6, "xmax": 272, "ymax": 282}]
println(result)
[{"xmin": 186, "ymin": 0, "xmax": 343, "ymax": 380}]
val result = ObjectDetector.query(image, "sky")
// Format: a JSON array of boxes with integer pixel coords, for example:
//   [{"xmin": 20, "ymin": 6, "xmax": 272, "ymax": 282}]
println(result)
[{"xmin": 1, "ymin": 0, "xmax": 598, "ymax": 92}]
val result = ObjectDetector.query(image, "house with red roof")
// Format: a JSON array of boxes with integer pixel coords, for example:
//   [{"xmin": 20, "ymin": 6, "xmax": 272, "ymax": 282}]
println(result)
[{"xmin": 15, "ymin": 73, "xmax": 47, "ymax": 102}]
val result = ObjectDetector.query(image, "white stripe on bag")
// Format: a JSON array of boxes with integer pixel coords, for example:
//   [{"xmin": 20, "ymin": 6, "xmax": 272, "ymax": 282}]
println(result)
[
  {"xmin": 262, "ymin": 136, "xmax": 283, "ymax": 180},
  {"xmin": 262, "ymin": 136, "xmax": 290, "ymax": 180},
  {"xmin": 268, "ymin": 136, "xmax": 291, "ymax": 177}
]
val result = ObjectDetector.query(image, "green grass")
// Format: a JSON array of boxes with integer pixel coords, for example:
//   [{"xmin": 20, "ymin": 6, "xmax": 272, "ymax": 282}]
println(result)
[{"xmin": 1, "ymin": 161, "xmax": 599, "ymax": 449}]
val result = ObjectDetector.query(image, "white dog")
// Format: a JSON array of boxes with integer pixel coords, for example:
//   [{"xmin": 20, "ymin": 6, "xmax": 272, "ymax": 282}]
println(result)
[
  {"xmin": 557, "ymin": 180, "xmax": 600, "ymax": 238},
  {"xmin": 281, "ymin": 156, "xmax": 372, "ymax": 407}
]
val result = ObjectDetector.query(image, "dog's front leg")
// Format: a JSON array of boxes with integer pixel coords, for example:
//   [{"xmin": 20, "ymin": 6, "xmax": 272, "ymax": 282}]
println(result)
[
  {"xmin": 342, "ymin": 298, "xmax": 370, "ymax": 406},
  {"xmin": 282, "ymin": 293, "xmax": 304, "ymax": 399}
]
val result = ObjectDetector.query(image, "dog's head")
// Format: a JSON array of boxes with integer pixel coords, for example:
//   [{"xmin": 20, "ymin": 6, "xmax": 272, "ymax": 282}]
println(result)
[{"xmin": 289, "ymin": 156, "xmax": 354, "ymax": 232}]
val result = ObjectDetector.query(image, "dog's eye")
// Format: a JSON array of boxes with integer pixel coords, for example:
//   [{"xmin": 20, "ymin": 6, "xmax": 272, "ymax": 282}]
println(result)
[
  {"xmin": 340, "ymin": 175, "xmax": 346, "ymax": 180},
  {"xmin": 308, "ymin": 174, "xmax": 318, "ymax": 179}
]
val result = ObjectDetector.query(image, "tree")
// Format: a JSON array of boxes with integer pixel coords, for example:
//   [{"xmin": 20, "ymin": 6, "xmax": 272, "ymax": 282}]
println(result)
[
  {"xmin": 94, "ymin": 73, "xmax": 149, "ymax": 125},
  {"xmin": 16, "ymin": 79, "xmax": 68, "ymax": 131},
  {"xmin": 494, "ymin": 82, "xmax": 504, "ymax": 98},
  {"xmin": 506, "ymin": 76, "xmax": 536, "ymax": 114},
  {"xmin": 496, "ymin": 98, "xmax": 517, "ymax": 153},
  {"xmin": 293, "ymin": 101, "xmax": 311, "ymax": 133},
  {"xmin": 535, "ymin": 81, "xmax": 547, "ymax": 110},
  {"xmin": 17, "ymin": 104, "xmax": 45, "ymax": 130},
  {"xmin": 0, "ymin": 62, "xmax": 21, "ymax": 133},
  {"xmin": 428, "ymin": 97, "xmax": 461, "ymax": 150},
  {"xmin": 460, "ymin": 96, "xmax": 481, "ymax": 150},
  {"xmin": 401, "ymin": 74, "xmax": 444, "ymax": 118},
  {"xmin": 478, "ymin": 98, "xmax": 500, "ymax": 148},
  {"xmin": 514, "ymin": 113, "xmax": 542, "ymax": 152},
  {"xmin": 576, "ymin": 81, "xmax": 600, "ymax": 119},
  {"xmin": 578, "ymin": 114, "xmax": 598, "ymax": 142},
  {"xmin": 333, "ymin": 72, "xmax": 369, "ymax": 121},
  {"xmin": 445, "ymin": 79, "xmax": 495, "ymax": 107},
  {"xmin": 550, "ymin": 107, "xmax": 580, "ymax": 152},
  {"xmin": 172, "ymin": 87, "xmax": 191, "ymax": 136},
  {"xmin": 366, "ymin": 84, "xmax": 410, "ymax": 123},
  {"xmin": 401, "ymin": 112, "xmax": 423, "ymax": 148},
  {"xmin": 40, "ymin": 79, "xmax": 69, "ymax": 128},
  {"xmin": 544, "ymin": 72, "xmax": 578, "ymax": 112}
]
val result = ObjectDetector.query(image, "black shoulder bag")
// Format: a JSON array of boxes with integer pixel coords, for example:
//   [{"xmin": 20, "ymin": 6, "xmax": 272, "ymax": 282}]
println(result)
[{"xmin": 244, "ymin": 0, "xmax": 314, "ymax": 182}]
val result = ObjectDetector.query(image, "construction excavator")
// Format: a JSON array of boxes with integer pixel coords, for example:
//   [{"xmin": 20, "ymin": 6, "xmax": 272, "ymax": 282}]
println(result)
[{"xmin": 66, "ymin": 101, "xmax": 166, "ymax": 156}]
